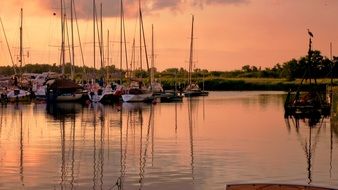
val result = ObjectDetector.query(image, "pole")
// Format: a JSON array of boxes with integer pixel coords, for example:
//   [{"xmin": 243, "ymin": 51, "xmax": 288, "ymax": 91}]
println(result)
[
  {"xmin": 188, "ymin": 15, "xmax": 194, "ymax": 86},
  {"xmin": 71, "ymin": 0, "xmax": 75, "ymax": 80},
  {"xmin": 100, "ymin": 3, "xmax": 104, "ymax": 69},
  {"xmin": 61, "ymin": 0, "xmax": 65, "ymax": 75},
  {"xmin": 139, "ymin": 0, "xmax": 142, "ymax": 70},
  {"xmin": 20, "ymin": 8, "xmax": 23, "ymax": 71},
  {"xmin": 151, "ymin": 24, "xmax": 154, "ymax": 85},
  {"xmin": 93, "ymin": 0, "xmax": 96, "ymax": 72},
  {"xmin": 120, "ymin": 0, "xmax": 123, "ymax": 84}
]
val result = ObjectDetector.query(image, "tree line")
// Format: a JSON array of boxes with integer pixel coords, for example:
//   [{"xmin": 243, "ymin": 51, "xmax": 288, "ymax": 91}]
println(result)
[{"xmin": 0, "ymin": 50, "xmax": 337, "ymax": 80}]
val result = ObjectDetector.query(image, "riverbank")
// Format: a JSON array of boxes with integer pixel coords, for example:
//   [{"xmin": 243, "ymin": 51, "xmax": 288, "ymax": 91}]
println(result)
[{"xmin": 160, "ymin": 77, "xmax": 338, "ymax": 91}]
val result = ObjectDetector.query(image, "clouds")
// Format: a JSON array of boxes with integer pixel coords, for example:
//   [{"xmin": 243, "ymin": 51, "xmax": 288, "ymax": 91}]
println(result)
[{"xmin": 37, "ymin": 0, "xmax": 249, "ymax": 19}]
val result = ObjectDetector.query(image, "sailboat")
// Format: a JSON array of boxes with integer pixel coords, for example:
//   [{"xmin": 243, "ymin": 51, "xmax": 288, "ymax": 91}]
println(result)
[
  {"xmin": 150, "ymin": 24, "xmax": 182, "ymax": 102},
  {"xmin": 46, "ymin": 0, "xmax": 83, "ymax": 103},
  {"xmin": 121, "ymin": 0, "xmax": 153, "ymax": 102},
  {"xmin": 6, "ymin": 8, "xmax": 31, "ymax": 103},
  {"xmin": 87, "ymin": 2, "xmax": 123, "ymax": 103},
  {"xmin": 183, "ymin": 15, "xmax": 208, "ymax": 97}
]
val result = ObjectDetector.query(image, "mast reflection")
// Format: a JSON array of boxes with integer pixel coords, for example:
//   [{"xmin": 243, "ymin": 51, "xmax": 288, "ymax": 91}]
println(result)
[
  {"xmin": 285, "ymin": 115, "xmax": 328, "ymax": 184},
  {"xmin": 187, "ymin": 98, "xmax": 195, "ymax": 182},
  {"xmin": 19, "ymin": 110, "xmax": 24, "ymax": 187}
]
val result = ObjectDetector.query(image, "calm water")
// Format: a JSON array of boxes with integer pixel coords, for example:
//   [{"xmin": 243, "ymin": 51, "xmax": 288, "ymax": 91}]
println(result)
[{"xmin": 0, "ymin": 91, "xmax": 337, "ymax": 190}]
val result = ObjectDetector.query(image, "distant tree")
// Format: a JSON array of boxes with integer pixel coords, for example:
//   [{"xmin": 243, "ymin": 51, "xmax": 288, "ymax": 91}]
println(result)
[{"xmin": 241, "ymin": 65, "xmax": 251, "ymax": 72}]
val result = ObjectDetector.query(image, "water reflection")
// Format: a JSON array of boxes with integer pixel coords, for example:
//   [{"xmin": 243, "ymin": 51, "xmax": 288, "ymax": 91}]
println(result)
[
  {"xmin": 46, "ymin": 103, "xmax": 82, "ymax": 120},
  {"xmin": 285, "ymin": 115, "xmax": 332, "ymax": 184},
  {"xmin": 0, "ymin": 92, "xmax": 338, "ymax": 189},
  {"xmin": 19, "ymin": 110, "xmax": 24, "ymax": 187},
  {"xmin": 187, "ymin": 98, "xmax": 195, "ymax": 182}
]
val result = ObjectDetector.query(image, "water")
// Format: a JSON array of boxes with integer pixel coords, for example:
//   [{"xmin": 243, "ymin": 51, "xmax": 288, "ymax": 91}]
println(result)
[{"xmin": 0, "ymin": 91, "xmax": 337, "ymax": 190}]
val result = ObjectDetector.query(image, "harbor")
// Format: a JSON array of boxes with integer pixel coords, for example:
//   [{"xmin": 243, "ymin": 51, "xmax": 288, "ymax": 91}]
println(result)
[{"xmin": 1, "ymin": 1, "xmax": 338, "ymax": 189}]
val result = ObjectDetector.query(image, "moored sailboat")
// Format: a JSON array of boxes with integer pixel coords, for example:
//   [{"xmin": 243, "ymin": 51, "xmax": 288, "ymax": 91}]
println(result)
[
  {"xmin": 183, "ymin": 15, "xmax": 208, "ymax": 97},
  {"xmin": 6, "ymin": 9, "xmax": 31, "ymax": 103},
  {"xmin": 46, "ymin": 0, "xmax": 83, "ymax": 103},
  {"xmin": 121, "ymin": 0, "xmax": 153, "ymax": 102},
  {"xmin": 122, "ymin": 80, "xmax": 153, "ymax": 102}
]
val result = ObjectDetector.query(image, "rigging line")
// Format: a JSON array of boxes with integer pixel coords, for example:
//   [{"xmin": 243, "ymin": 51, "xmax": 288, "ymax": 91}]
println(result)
[
  {"xmin": 94, "ymin": 3, "xmax": 103, "ymax": 69},
  {"xmin": 140, "ymin": 7, "xmax": 150, "ymax": 72},
  {"xmin": 0, "ymin": 17, "xmax": 17, "ymax": 74},
  {"xmin": 73, "ymin": 0, "xmax": 86, "ymax": 75},
  {"xmin": 122, "ymin": 7, "xmax": 129, "ymax": 74},
  {"xmin": 139, "ymin": 105, "xmax": 153, "ymax": 189},
  {"xmin": 65, "ymin": 14, "xmax": 73, "ymax": 72}
]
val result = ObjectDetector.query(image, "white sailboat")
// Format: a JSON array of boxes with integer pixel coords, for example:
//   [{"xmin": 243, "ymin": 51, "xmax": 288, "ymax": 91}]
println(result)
[
  {"xmin": 87, "ymin": 2, "xmax": 123, "ymax": 103},
  {"xmin": 6, "ymin": 8, "xmax": 31, "ymax": 103},
  {"xmin": 122, "ymin": 80, "xmax": 153, "ymax": 102},
  {"xmin": 183, "ymin": 15, "xmax": 208, "ymax": 97},
  {"xmin": 121, "ymin": 0, "xmax": 153, "ymax": 102}
]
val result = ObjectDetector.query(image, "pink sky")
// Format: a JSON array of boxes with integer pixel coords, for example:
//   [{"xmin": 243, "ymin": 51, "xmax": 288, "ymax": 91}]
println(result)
[{"xmin": 1, "ymin": 0, "xmax": 338, "ymax": 71}]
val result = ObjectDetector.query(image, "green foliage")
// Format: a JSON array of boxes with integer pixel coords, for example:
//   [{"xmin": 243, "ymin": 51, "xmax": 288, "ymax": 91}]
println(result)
[
  {"xmin": 134, "ymin": 69, "xmax": 149, "ymax": 78},
  {"xmin": 0, "ymin": 49, "xmax": 337, "ymax": 85}
]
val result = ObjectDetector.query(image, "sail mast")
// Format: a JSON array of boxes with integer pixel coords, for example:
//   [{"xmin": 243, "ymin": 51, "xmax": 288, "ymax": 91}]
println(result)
[
  {"xmin": 19, "ymin": 8, "xmax": 23, "ymax": 73},
  {"xmin": 139, "ymin": 0, "xmax": 142, "ymax": 70},
  {"xmin": 151, "ymin": 24, "xmax": 154, "ymax": 84},
  {"xmin": 100, "ymin": 3, "xmax": 104, "ymax": 70},
  {"xmin": 106, "ymin": 30, "xmax": 110, "ymax": 82},
  {"xmin": 120, "ymin": 0, "xmax": 123, "ymax": 84},
  {"xmin": 93, "ymin": 0, "xmax": 96, "ymax": 74},
  {"xmin": 61, "ymin": 0, "xmax": 65, "ymax": 75},
  {"xmin": 70, "ymin": 0, "xmax": 75, "ymax": 80},
  {"xmin": 188, "ymin": 15, "xmax": 194, "ymax": 86}
]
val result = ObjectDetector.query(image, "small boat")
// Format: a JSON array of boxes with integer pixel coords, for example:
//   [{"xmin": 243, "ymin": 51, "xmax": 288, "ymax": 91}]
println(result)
[
  {"xmin": 226, "ymin": 183, "xmax": 335, "ymax": 190},
  {"xmin": 0, "ymin": 87, "xmax": 8, "ymax": 104},
  {"xmin": 31, "ymin": 72, "xmax": 61, "ymax": 100},
  {"xmin": 157, "ymin": 90, "xmax": 183, "ymax": 102},
  {"xmin": 88, "ymin": 83, "xmax": 122, "ymax": 103},
  {"xmin": 122, "ymin": 88, "xmax": 153, "ymax": 102},
  {"xmin": 46, "ymin": 78, "xmax": 84, "ymax": 103},
  {"xmin": 6, "ymin": 88, "xmax": 31, "ymax": 103},
  {"xmin": 122, "ymin": 80, "xmax": 153, "ymax": 102},
  {"xmin": 183, "ymin": 83, "xmax": 209, "ymax": 97}
]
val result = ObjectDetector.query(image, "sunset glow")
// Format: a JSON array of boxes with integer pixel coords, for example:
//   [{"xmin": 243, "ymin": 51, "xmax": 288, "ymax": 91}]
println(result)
[{"xmin": 1, "ymin": 0, "xmax": 338, "ymax": 71}]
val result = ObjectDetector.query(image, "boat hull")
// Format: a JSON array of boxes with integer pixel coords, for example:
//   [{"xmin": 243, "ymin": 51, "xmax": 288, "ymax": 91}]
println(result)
[
  {"xmin": 122, "ymin": 93, "xmax": 153, "ymax": 102},
  {"xmin": 55, "ymin": 93, "xmax": 83, "ymax": 102},
  {"xmin": 88, "ymin": 92, "xmax": 120, "ymax": 103},
  {"xmin": 7, "ymin": 89, "xmax": 31, "ymax": 103},
  {"xmin": 184, "ymin": 90, "xmax": 209, "ymax": 97}
]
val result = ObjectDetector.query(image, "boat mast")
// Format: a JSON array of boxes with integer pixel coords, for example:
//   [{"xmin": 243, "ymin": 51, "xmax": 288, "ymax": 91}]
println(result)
[
  {"xmin": 151, "ymin": 24, "xmax": 154, "ymax": 85},
  {"xmin": 19, "ymin": 8, "xmax": 23, "ymax": 74},
  {"xmin": 106, "ymin": 30, "xmax": 110, "ymax": 82},
  {"xmin": 140, "ymin": 4, "xmax": 149, "ymax": 72},
  {"xmin": 93, "ymin": 0, "xmax": 96, "ymax": 77},
  {"xmin": 61, "ymin": 0, "xmax": 65, "ymax": 76},
  {"xmin": 120, "ymin": 0, "xmax": 123, "ymax": 84},
  {"xmin": 100, "ymin": 3, "xmax": 104, "ymax": 71},
  {"xmin": 188, "ymin": 15, "xmax": 194, "ymax": 86},
  {"xmin": 139, "ymin": 0, "xmax": 142, "ymax": 70},
  {"xmin": 70, "ymin": 0, "xmax": 75, "ymax": 80}
]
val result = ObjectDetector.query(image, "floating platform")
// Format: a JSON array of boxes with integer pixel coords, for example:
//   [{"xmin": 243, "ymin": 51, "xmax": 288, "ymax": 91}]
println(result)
[{"xmin": 226, "ymin": 183, "xmax": 335, "ymax": 190}]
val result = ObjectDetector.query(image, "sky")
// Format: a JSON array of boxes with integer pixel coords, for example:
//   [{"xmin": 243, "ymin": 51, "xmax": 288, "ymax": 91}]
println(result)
[{"xmin": 1, "ymin": 0, "xmax": 338, "ymax": 72}]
